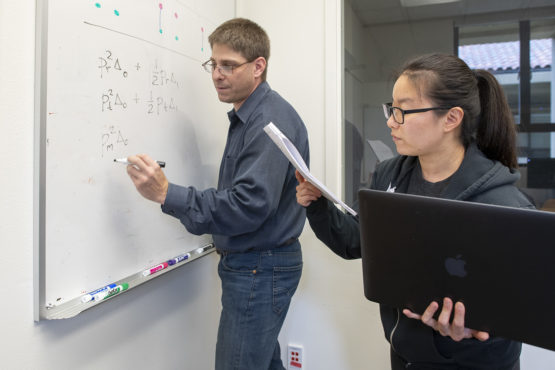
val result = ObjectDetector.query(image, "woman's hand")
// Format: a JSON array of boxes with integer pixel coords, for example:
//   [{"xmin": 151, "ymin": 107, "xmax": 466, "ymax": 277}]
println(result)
[
  {"xmin": 403, "ymin": 297, "xmax": 489, "ymax": 342},
  {"xmin": 295, "ymin": 170, "xmax": 322, "ymax": 207}
]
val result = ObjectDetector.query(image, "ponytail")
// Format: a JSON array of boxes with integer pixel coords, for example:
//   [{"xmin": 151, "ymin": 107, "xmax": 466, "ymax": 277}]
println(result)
[
  {"xmin": 401, "ymin": 54, "xmax": 518, "ymax": 169},
  {"xmin": 474, "ymin": 70, "xmax": 518, "ymax": 169}
]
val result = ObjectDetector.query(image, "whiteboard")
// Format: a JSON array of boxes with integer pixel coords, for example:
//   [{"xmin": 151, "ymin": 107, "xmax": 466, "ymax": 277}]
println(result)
[{"xmin": 35, "ymin": 0, "xmax": 234, "ymax": 319}]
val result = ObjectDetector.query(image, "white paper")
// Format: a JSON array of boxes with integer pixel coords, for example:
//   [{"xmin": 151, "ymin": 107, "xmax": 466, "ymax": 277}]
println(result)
[{"xmin": 264, "ymin": 122, "xmax": 357, "ymax": 216}]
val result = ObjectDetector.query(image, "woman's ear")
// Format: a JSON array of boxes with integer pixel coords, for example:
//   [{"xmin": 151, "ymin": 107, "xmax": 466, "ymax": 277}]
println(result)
[
  {"xmin": 444, "ymin": 107, "xmax": 464, "ymax": 133},
  {"xmin": 253, "ymin": 57, "xmax": 266, "ymax": 79}
]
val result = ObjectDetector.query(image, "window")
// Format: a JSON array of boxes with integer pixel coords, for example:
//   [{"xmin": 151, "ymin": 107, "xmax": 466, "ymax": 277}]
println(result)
[
  {"xmin": 458, "ymin": 23, "xmax": 521, "ymax": 122},
  {"xmin": 530, "ymin": 19, "xmax": 554, "ymax": 127},
  {"xmin": 457, "ymin": 18, "xmax": 555, "ymax": 209}
]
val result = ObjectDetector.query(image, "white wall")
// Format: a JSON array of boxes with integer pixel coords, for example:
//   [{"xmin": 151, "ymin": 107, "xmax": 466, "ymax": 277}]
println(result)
[
  {"xmin": 237, "ymin": 1, "xmax": 390, "ymax": 369},
  {"xmin": 1, "ymin": 2, "xmax": 221, "ymax": 369},
  {"xmin": 6, "ymin": 1, "xmax": 550, "ymax": 369},
  {"xmin": 2, "ymin": 1, "xmax": 389, "ymax": 369}
]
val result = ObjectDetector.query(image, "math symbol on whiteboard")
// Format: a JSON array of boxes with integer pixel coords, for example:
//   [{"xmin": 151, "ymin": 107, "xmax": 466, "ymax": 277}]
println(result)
[
  {"xmin": 151, "ymin": 60, "xmax": 179, "ymax": 88},
  {"xmin": 98, "ymin": 50, "xmax": 128, "ymax": 79},
  {"xmin": 102, "ymin": 89, "xmax": 128, "ymax": 112},
  {"xmin": 101, "ymin": 125, "xmax": 128, "ymax": 157},
  {"xmin": 146, "ymin": 91, "xmax": 177, "ymax": 115}
]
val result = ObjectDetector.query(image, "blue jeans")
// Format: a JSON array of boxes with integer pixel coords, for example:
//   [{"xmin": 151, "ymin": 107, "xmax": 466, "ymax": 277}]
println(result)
[{"xmin": 215, "ymin": 241, "xmax": 303, "ymax": 370}]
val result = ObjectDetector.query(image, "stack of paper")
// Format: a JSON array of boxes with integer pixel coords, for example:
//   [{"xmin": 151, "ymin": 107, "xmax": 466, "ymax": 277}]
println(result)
[{"xmin": 263, "ymin": 122, "xmax": 357, "ymax": 216}]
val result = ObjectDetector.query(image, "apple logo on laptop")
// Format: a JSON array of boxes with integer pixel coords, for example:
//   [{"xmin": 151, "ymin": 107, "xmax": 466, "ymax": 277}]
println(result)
[{"xmin": 445, "ymin": 255, "xmax": 467, "ymax": 278}]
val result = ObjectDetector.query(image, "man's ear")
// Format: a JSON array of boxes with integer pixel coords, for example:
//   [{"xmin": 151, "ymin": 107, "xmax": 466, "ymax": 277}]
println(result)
[
  {"xmin": 444, "ymin": 107, "xmax": 464, "ymax": 133},
  {"xmin": 253, "ymin": 57, "xmax": 266, "ymax": 78}
]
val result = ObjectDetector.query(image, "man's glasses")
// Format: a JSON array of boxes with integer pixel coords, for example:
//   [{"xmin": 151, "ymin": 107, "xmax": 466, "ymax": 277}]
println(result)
[
  {"xmin": 382, "ymin": 102, "xmax": 451, "ymax": 124},
  {"xmin": 202, "ymin": 59, "xmax": 252, "ymax": 76}
]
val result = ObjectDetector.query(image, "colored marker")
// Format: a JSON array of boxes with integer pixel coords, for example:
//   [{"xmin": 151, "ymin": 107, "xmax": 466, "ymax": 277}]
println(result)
[
  {"xmin": 81, "ymin": 283, "xmax": 117, "ymax": 303},
  {"xmin": 102, "ymin": 283, "xmax": 129, "ymax": 300},
  {"xmin": 143, "ymin": 262, "xmax": 169, "ymax": 276},
  {"xmin": 113, "ymin": 158, "xmax": 166, "ymax": 168},
  {"xmin": 167, "ymin": 253, "xmax": 190, "ymax": 266},
  {"xmin": 91, "ymin": 289, "xmax": 111, "ymax": 301}
]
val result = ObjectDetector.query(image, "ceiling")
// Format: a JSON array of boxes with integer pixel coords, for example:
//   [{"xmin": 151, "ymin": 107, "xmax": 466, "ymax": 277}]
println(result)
[{"xmin": 349, "ymin": 0, "xmax": 555, "ymax": 26}]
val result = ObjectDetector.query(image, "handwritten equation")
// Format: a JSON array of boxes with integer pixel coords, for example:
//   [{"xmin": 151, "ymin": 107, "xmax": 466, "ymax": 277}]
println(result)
[
  {"xmin": 97, "ymin": 49, "xmax": 181, "ymax": 157},
  {"xmin": 101, "ymin": 125, "xmax": 129, "ymax": 157}
]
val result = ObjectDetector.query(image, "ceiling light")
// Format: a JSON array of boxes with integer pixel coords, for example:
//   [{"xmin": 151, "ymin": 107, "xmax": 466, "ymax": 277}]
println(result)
[{"xmin": 400, "ymin": 0, "xmax": 460, "ymax": 7}]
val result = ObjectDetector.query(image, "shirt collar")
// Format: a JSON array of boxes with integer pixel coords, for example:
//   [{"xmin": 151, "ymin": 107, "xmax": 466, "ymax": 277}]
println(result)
[{"xmin": 227, "ymin": 81, "xmax": 271, "ymax": 125}]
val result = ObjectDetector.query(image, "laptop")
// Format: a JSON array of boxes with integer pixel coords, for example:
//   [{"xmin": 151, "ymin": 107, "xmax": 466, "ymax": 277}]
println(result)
[{"xmin": 357, "ymin": 189, "xmax": 555, "ymax": 351}]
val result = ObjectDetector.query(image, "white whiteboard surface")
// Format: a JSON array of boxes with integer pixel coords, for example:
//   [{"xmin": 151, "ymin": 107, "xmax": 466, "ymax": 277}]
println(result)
[{"xmin": 35, "ymin": 0, "xmax": 234, "ymax": 319}]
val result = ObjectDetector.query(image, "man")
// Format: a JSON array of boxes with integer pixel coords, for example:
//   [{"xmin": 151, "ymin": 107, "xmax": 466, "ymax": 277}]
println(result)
[{"xmin": 125, "ymin": 18, "xmax": 309, "ymax": 370}]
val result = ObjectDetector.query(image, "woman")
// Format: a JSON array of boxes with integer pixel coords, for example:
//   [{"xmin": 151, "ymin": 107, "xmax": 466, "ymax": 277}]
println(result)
[{"xmin": 296, "ymin": 54, "xmax": 534, "ymax": 369}]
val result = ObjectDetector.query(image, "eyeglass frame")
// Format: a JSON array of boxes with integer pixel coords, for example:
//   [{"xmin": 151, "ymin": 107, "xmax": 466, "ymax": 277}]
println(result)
[
  {"xmin": 202, "ymin": 59, "xmax": 254, "ymax": 76},
  {"xmin": 382, "ymin": 102, "xmax": 452, "ymax": 124}
]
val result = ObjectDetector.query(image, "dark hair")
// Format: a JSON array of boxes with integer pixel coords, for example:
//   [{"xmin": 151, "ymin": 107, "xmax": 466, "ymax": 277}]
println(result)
[
  {"xmin": 209, "ymin": 18, "xmax": 270, "ymax": 81},
  {"xmin": 400, "ymin": 53, "xmax": 518, "ymax": 169}
]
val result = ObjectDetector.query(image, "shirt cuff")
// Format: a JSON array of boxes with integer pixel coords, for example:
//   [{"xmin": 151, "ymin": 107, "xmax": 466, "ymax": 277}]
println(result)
[{"xmin": 161, "ymin": 182, "xmax": 190, "ymax": 218}]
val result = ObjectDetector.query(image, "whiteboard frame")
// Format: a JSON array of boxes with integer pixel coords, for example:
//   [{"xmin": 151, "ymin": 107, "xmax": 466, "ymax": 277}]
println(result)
[
  {"xmin": 33, "ymin": 0, "xmax": 48, "ymax": 323},
  {"xmin": 32, "ymin": 0, "xmax": 220, "ymax": 321}
]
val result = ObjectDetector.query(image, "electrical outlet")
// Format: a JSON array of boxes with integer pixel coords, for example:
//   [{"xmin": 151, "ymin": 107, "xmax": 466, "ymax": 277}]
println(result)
[{"xmin": 287, "ymin": 344, "xmax": 304, "ymax": 369}]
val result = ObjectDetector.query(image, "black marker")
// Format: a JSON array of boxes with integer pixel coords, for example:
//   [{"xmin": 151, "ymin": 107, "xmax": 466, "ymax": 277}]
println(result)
[
  {"xmin": 113, "ymin": 158, "xmax": 166, "ymax": 168},
  {"xmin": 195, "ymin": 243, "xmax": 215, "ymax": 254}
]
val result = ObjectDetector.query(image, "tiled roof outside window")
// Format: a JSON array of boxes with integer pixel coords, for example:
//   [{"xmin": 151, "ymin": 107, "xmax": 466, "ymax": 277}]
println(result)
[{"xmin": 459, "ymin": 38, "xmax": 552, "ymax": 73}]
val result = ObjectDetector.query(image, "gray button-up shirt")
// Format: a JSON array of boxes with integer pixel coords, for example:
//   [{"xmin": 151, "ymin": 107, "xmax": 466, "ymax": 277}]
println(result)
[{"xmin": 162, "ymin": 81, "xmax": 309, "ymax": 252}]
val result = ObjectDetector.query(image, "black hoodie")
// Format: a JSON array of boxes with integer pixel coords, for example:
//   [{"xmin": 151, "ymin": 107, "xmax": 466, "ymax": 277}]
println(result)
[{"xmin": 305, "ymin": 144, "xmax": 534, "ymax": 369}]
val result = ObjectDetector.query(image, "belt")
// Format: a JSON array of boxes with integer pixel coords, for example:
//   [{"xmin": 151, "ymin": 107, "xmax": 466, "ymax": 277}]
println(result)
[{"xmin": 216, "ymin": 237, "xmax": 298, "ymax": 255}]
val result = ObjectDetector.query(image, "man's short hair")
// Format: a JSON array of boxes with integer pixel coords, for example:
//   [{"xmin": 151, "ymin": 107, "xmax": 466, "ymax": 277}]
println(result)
[{"xmin": 209, "ymin": 18, "xmax": 270, "ymax": 81}]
